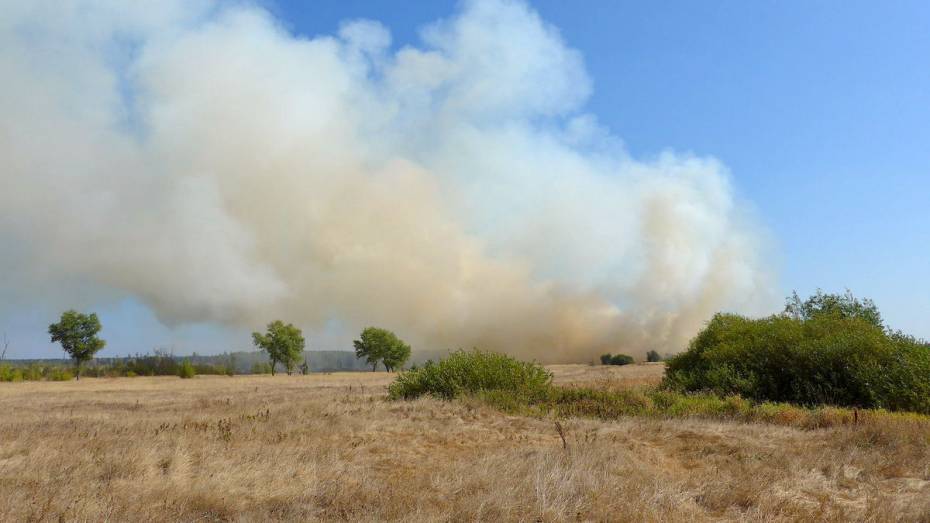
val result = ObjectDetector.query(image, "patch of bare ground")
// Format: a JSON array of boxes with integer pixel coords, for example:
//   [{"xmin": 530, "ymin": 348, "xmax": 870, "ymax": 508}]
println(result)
[{"xmin": 0, "ymin": 365, "xmax": 927, "ymax": 521}]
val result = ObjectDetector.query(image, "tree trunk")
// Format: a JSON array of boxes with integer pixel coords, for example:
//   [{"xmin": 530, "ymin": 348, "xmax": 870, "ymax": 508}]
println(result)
[
  {"xmin": 270, "ymin": 359, "xmax": 276, "ymax": 376},
  {"xmin": 372, "ymin": 362, "xmax": 377, "ymax": 372},
  {"xmin": 75, "ymin": 360, "xmax": 81, "ymax": 380}
]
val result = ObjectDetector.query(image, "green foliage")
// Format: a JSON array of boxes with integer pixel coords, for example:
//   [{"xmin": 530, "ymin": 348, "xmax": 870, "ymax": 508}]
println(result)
[
  {"xmin": 610, "ymin": 354, "xmax": 634, "ymax": 366},
  {"xmin": 600, "ymin": 353, "xmax": 634, "ymax": 366},
  {"xmin": 251, "ymin": 361, "xmax": 273, "ymax": 375},
  {"xmin": 646, "ymin": 350, "xmax": 662, "ymax": 362},
  {"xmin": 388, "ymin": 349, "xmax": 552, "ymax": 400},
  {"xmin": 177, "ymin": 359, "xmax": 196, "ymax": 379},
  {"xmin": 48, "ymin": 310, "xmax": 105, "ymax": 379},
  {"xmin": 0, "ymin": 364, "xmax": 18, "ymax": 382},
  {"xmin": 664, "ymin": 297, "xmax": 930, "ymax": 413},
  {"xmin": 252, "ymin": 321, "xmax": 305, "ymax": 375},
  {"xmin": 0, "ymin": 363, "xmax": 74, "ymax": 381},
  {"xmin": 784, "ymin": 289, "xmax": 883, "ymax": 328},
  {"xmin": 353, "ymin": 327, "xmax": 411, "ymax": 372},
  {"xmin": 48, "ymin": 367, "xmax": 74, "ymax": 381}
]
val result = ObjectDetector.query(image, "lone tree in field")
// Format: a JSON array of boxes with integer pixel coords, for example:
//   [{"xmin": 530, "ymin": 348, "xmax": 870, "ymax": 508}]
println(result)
[
  {"xmin": 48, "ymin": 310, "xmax": 105, "ymax": 380},
  {"xmin": 353, "ymin": 327, "xmax": 411, "ymax": 372},
  {"xmin": 252, "ymin": 321, "xmax": 305, "ymax": 375}
]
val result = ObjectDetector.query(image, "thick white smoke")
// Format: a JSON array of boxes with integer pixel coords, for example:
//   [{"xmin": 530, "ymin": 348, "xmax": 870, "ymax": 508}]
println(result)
[{"xmin": 0, "ymin": 0, "xmax": 776, "ymax": 361}]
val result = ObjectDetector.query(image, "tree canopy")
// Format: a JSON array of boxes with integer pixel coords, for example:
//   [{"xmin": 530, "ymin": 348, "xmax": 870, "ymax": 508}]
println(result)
[
  {"xmin": 353, "ymin": 327, "xmax": 411, "ymax": 372},
  {"xmin": 784, "ymin": 289, "xmax": 883, "ymax": 328},
  {"xmin": 251, "ymin": 320, "xmax": 305, "ymax": 375},
  {"xmin": 48, "ymin": 310, "xmax": 105, "ymax": 379}
]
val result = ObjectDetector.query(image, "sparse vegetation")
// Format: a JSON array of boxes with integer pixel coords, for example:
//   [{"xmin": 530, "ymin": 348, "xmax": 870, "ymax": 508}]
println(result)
[
  {"xmin": 479, "ymin": 383, "xmax": 930, "ymax": 430},
  {"xmin": 353, "ymin": 327, "xmax": 411, "ymax": 372},
  {"xmin": 388, "ymin": 349, "xmax": 552, "ymax": 400},
  {"xmin": 251, "ymin": 320, "xmax": 305, "ymax": 375},
  {"xmin": 2, "ymin": 366, "xmax": 928, "ymax": 521}
]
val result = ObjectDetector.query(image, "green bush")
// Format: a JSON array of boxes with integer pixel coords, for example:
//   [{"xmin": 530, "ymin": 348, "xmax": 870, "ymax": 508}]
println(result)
[
  {"xmin": 177, "ymin": 359, "xmax": 196, "ymax": 379},
  {"xmin": 610, "ymin": 354, "xmax": 634, "ymax": 366},
  {"xmin": 0, "ymin": 364, "xmax": 16, "ymax": 382},
  {"xmin": 47, "ymin": 367, "xmax": 74, "ymax": 381},
  {"xmin": 664, "ymin": 310, "xmax": 930, "ymax": 413},
  {"xmin": 599, "ymin": 353, "xmax": 635, "ymax": 366},
  {"xmin": 646, "ymin": 350, "xmax": 662, "ymax": 362},
  {"xmin": 388, "ymin": 349, "xmax": 552, "ymax": 400}
]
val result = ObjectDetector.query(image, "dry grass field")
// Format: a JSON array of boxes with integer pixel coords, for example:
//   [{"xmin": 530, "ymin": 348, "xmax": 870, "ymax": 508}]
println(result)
[{"xmin": 1, "ymin": 364, "xmax": 928, "ymax": 522}]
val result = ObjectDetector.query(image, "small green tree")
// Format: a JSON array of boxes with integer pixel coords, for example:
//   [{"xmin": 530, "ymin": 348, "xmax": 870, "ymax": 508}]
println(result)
[
  {"xmin": 177, "ymin": 359, "xmax": 195, "ymax": 379},
  {"xmin": 251, "ymin": 321, "xmax": 305, "ymax": 376},
  {"xmin": 646, "ymin": 350, "xmax": 661, "ymax": 362},
  {"xmin": 48, "ymin": 310, "xmax": 105, "ymax": 380},
  {"xmin": 353, "ymin": 327, "xmax": 411, "ymax": 372},
  {"xmin": 600, "ymin": 353, "xmax": 612, "ymax": 365}
]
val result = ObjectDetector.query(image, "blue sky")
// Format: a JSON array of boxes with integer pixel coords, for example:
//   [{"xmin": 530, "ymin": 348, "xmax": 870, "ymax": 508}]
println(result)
[
  {"xmin": 3, "ymin": 0, "xmax": 928, "ymax": 358},
  {"xmin": 275, "ymin": 0, "xmax": 930, "ymax": 336}
]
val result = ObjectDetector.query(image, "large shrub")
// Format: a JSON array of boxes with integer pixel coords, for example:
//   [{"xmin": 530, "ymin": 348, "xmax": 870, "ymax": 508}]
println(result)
[
  {"xmin": 388, "ymin": 349, "xmax": 552, "ymax": 400},
  {"xmin": 664, "ymin": 312, "xmax": 930, "ymax": 413}
]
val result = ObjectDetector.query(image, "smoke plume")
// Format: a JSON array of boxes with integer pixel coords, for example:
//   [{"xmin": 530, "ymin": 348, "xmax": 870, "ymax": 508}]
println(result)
[{"xmin": 0, "ymin": 0, "xmax": 776, "ymax": 361}]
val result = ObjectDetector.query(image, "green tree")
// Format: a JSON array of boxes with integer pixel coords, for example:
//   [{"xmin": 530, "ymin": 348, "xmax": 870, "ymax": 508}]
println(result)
[
  {"xmin": 353, "ymin": 327, "xmax": 411, "ymax": 372},
  {"xmin": 177, "ymin": 359, "xmax": 195, "ymax": 379},
  {"xmin": 646, "ymin": 350, "xmax": 662, "ymax": 362},
  {"xmin": 251, "ymin": 321, "xmax": 305, "ymax": 375},
  {"xmin": 48, "ymin": 310, "xmax": 105, "ymax": 380}
]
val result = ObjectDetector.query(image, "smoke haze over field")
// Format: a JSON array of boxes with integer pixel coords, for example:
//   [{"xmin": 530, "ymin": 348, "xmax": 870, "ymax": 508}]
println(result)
[{"xmin": 0, "ymin": 0, "xmax": 776, "ymax": 361}]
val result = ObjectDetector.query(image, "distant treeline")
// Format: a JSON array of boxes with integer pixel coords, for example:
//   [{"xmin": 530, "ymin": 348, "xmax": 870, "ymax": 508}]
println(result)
[{"xmin": 1, "ymin": 349, "xmax": 369, "ymax": 380}]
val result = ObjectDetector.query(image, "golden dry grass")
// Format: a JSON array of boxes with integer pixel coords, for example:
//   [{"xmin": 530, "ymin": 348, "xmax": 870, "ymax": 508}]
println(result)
[{"xmin": 1, "ymin": 364, "xmax": 928, "ymax": 522}]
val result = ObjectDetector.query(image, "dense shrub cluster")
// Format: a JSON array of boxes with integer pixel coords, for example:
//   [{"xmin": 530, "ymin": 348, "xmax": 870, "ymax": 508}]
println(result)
[
  {"xmin": 388, "ymin": 349, "xmax": 552, "ymax": 400},
  {"xmin": 599, "ymin": 353, "xmax": 634, "ymax": 366},
  {"xmin": 664, "ymin": 312, "xmax": 930, "ymax": 413},
  {"xmin": 84, "ymin": 353, "xmax": 234, "ymax": 377},
  {"xmin": 1, "ymin": 352, "xmax": 235, "ymax": 380},
  {"xmin": 0, "ymin": 363, "xmax": 73, "ymax": 382}
]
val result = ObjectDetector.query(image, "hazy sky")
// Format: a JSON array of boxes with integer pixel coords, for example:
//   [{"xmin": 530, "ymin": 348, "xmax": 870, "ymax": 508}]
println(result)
[{"xmin": 2, "ymin": 0, "xmax": 927, "ymax": 359}]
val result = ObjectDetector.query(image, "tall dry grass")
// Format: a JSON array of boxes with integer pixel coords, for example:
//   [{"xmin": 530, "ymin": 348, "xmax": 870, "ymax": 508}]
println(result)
[{"xmin": 0, "ymin": 365, "xmax": 927, "ymax": 521}]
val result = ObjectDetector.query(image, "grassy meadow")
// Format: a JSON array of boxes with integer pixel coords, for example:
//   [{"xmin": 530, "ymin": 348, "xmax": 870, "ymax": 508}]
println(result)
[{"xmin": 1, "ymin": 364, "xmax": 928, "ymax": 522}]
